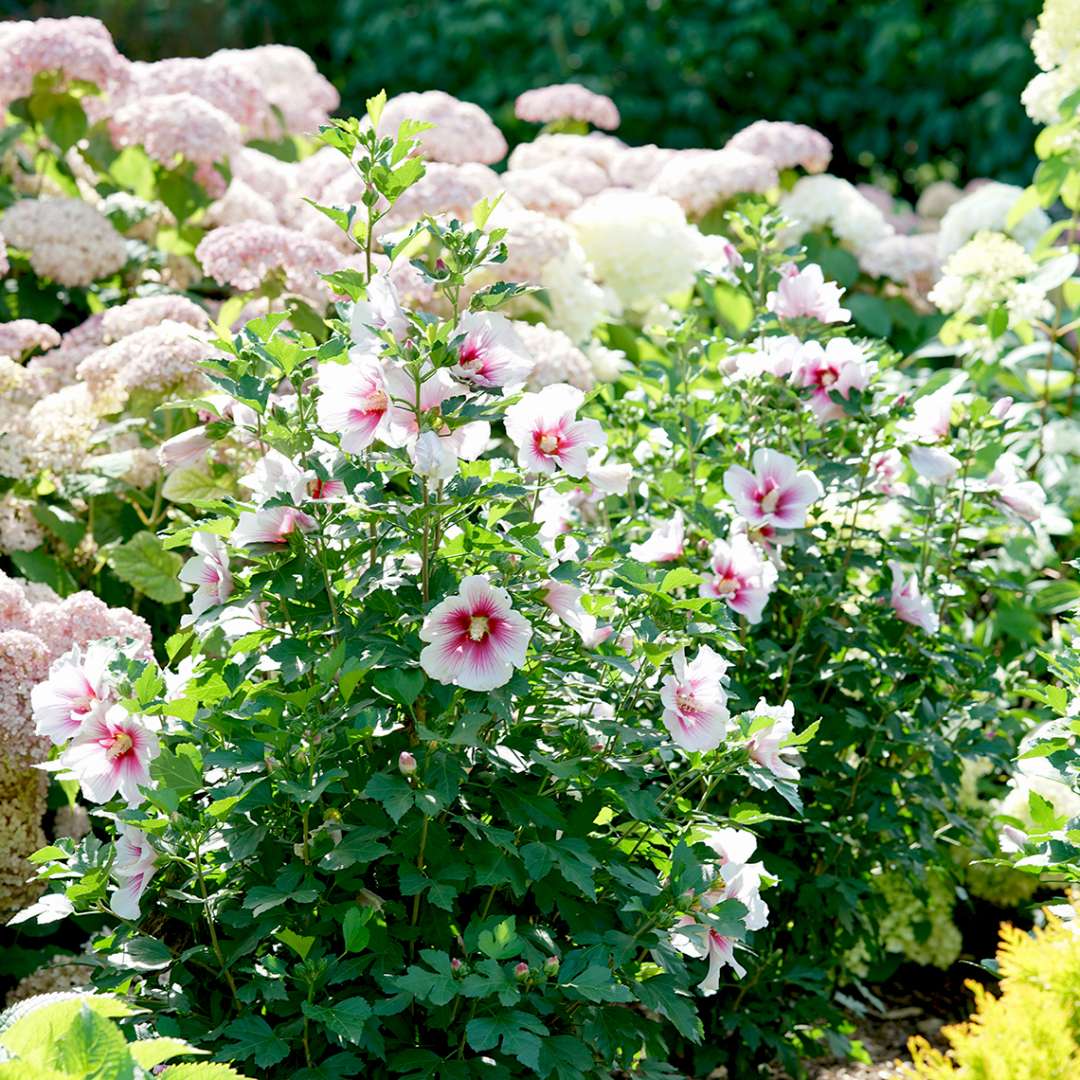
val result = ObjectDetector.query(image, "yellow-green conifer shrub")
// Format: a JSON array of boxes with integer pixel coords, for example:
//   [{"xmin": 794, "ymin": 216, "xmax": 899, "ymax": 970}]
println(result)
[{"xmin": 899, "ymin": 901, "xmax": 1080, "ymax": 1079}]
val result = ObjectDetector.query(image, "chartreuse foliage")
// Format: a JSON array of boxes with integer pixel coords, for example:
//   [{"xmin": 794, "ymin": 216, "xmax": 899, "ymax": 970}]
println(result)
[
  {"xmin": 899, "ymin": 899, "xmax": 1080, "ymax": 1079},
  {"xmin": 0, "ymin": 993, "xmax": 251, "ymax": 1079}
]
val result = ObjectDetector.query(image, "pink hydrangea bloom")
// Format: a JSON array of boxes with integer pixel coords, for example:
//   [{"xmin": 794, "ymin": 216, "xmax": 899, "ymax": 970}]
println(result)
[
  {"xmin": 378, "ymin": 91, "xmax": 507, "ymax": 165},
  {"xmin": 790, "ymin": 339, "xmax": 874, "ymax": 421},
  {"xmin": 888, "ymin": 560, "xmax": 940, "ymax": 635},
  {"xmin": 504, "ymin": 383, "xmax": 606, "ymax": 478},
  {"xmin": 724, "ymin": 449, "xmax": 823, "ymax": 530},
  {"xmin": 0, "ymin": 17, "xmax": 130, "ymax": 110},
  {"xmin": 767, "ymin": 263, "xmax": 851, "ymax": 324},
  {"xmin": 699, "ymin": 535, "xmax": 778, "ymax": 624},
  {"xmin": 0, "ymin": 320, "xmax": 61, "ymax": 360},
  {"xmin": 450, "ymin": 312, "xmax": 533, "ymax": 389},
  {"xmin": 123, "ymin": 57, "xmax": 270, "ymax": 134},
  {"xmin": 59, "ymin": 705, "xmax": 160, "ymax": 806},
  {"xmin": 101, "ymin": 295, "xmax": 209, "ymax": 343},
  {"xmin": 195, "ymin": 223, "xmax": 344, "ymax": 300},
  {"xmin": 109, "ymin": 92, "xmax": 241, "ymax": 171},
  {"xmin": 649, "ymin": 149, "xmax": 779, "ymax": 218},
  {"xmin": 419, "ymin": 575, "xmax": 532, "ymax": 691},
  {"xmin": 515, "ymin": 84, "xmax": 621, "ymax": 130},
  {"xmin": 629, "ymin": 510, "xmax": 686, "ymax": 563},
  {"xmin": 109, "ymin": 823, "xmax": 157, "ymax": 919},
  {"xmin": 179, "ymin": 532, "xmax": 233, "ymax": 623},
  {"xmin": 660, "ymin": 645, "xmax": 731, "ymax": 752},
  {"xmin": 726, "ymin": 120, "xmax": 832, "ymax": 174},
  {"xmin": 31, "ymin": 641, "xmax": 116, "ymax": 745},
  {"xmin": 745, "ymin": 699, "xmax": 801, "ymax": 782},
  {"xmin": 210, "ymin": 45, "xmax": 339, "ymax": 136}
]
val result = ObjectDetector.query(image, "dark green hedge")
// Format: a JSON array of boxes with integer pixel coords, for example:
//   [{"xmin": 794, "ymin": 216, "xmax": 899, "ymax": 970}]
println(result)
[{"xmin": 14, "ymin": 0, "xmax": 1041, "ymax": 187}]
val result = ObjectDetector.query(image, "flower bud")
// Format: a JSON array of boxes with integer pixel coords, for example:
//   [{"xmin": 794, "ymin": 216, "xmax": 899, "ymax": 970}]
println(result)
[
  {"xmin": 398, "ymin": 751, "xmax": 418, "ymax": 777},
  {"xmin": 451, "ymin": 958, "xmax": 464, "ymax": 975},
  {"xmin": 992, "ymin": 396, "xmax": 1014, "ymax": 421},
  {"xmin": 513, "ymin": 961, "xmax": 530, "ymax": 982},
  {"xmin": 543, "ymin": 955, "xmax": 560, "ymax": 977}
]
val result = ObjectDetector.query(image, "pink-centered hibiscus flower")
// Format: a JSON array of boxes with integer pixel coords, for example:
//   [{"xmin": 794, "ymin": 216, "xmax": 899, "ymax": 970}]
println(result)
[
  {"xmin": 350, "ymin": 275, "xmax": 408, "ymax": 351},
  {"xmin": 629, "ymin": 510, "xmax": 685, "ymax": 563},
  {"xmin": 59, "ymin": 706, "xmax": 160, "ymax": 806},
  {"xmin": 671, "ymin": 916, "xmax": 747, "ymax": 990},
  {"xmin": 987, "ymin": 454, "xmax": 1046, "ymax": 522},
  {"xmin": 420, "ymin": 575, "xmax": 533, "ymax": 692},
  {"xmin": 724, "ymin": 449, "xmax": 822, "ymax": 530},
  {"xmin": 384, "ymin": 362, "xmax": 462, "ymax": 445},
  {"xmin": 110, "ymin": 823, "xmax": 158, "ymax": 920},
  {"xmin": 179, "ymin": 531, "xmax": 233, "ymax": 623},
  {"xmin": 870, "ymin": 448, "xmax": 908, "ymax": 497},
  {"xmin": 699, "ymin": 535, "xmax": 777, "ymax": 623},
  {"xmin": 888, "ymin": 560, "xmax": 939, "ymax": 635},
  {"xmin": 317, "ymin": 354, "xmax": 398, "ymax": 453},
  {"xmin": 790, "ymin": 338, "xmax": 873, "ymax": 421},
  {"xmin": 231, "ymin": 505, "xmax": 316, "ymax": 547},
  {"xmin": 700, "ymin": 827, "xmax": 771, "ymax": 932},
  {"xmin": 745, "ymin": 699, "xmax": 801, "ymax": 783},
  {"xmin": 450, "ymin": 311, "xmax": 532, "ymax": 389},
  {"xmin": 542, "ymin": 580, "xmax": 612, "ymax": 648},
  {"xmin": 504, "ymin": 383, "xmax": 606, "ymax": 478},
  {"xmin": 31, "ymin": 642, "xmax": 117, "ymax": 745},
  {"xmin": 660, "ymin": 645, "xmax": 731, "ymax": 752},
  {"xmin": 766, "ymin": 263, "xmax": 850, "ymax": 324},
  {"xmin": 908, "ymin": 445, "xmax": 960, "ymax": 484}
]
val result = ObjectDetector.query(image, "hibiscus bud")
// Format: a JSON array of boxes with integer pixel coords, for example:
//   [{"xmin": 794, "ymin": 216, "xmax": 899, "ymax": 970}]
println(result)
[
  {"xmin": 398, "ymin": 751, "xmax": 417, "ymax": 777},
  {"xmin": 451, "ymin": 958, "xmax": 464, "ymax": 975},
  {"xmin": 543, "ymin": 955, "xmax": 560, "ymax": 977},
  {"xmin": 992, "ymin": 396, "xmax": 1014, "ymax": 421},
  {"xmin": 697, "ymin": 538, "xmax": 709, "ymax": 552},
  {"xmin": 514, "ymin": 962, "xmax": 530, "ymax": 982}
]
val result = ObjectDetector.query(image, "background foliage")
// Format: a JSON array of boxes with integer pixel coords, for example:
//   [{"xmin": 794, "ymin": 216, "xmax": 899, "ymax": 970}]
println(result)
[{"xmin": 10, "ymin": 0, "xmax": 1042, "ymax": 190}]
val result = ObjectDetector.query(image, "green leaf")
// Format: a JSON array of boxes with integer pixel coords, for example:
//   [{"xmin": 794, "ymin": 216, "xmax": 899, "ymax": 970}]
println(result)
[
  {"xmin": 319, "ymin": 829, "xmax": 390, "ymax": 871},
  {"xmin": 363, "ymin": 773, "xmax": 414, "ymax": 823},
  {"xmin": 301, "ymin": 997, "xmax": 372, "ymax": 1045},
  {"xmin": 221, "ymin": 1015, "xmax": 289, "ymax": 1069},
  {"xmin": 466, "ymin": 1011, "xmax": 547, "ymax": 1070},
  {"xmin": 366, "ymin": 89, "xmax": 387, "ymax": 129},
  {"xmin": 477, "ymin": 917, "xmax": 521, "ymax": 960},
  {"xmin": 109, "ymin": 531, "xmax": 185, "ymax": 604},
  {"xmin": 161, "ymin": 467, "xmax": 233, "ymax": 505},
  {"xmin": 130, "ymin": 1038, "xmax": 206, "ymax": 1069},
  {"xmin": 150, "ymin": 743, "xmax": 203, "ymax": 801},
  {"xmin": 372, "ymin": 667, "xmax": 426, "ymax": 707},
  {"xmin": 275, "ymin": 928, "xmax": 315, "ymax": 960},
  {"xmin": 161, "ymin": 1065, "xmax": 251, "ymax": 1079},
  {"xmin": 9, "ymin": 547, "xmax": 78, "ymax": 597},
  {"xmin": 562, "ymin": 964, "xmax": 633, "ymax": 1003},
  {"xmin": 32, "ymin": 503, "xmax": 86, "ymax": 548},
  {"xmin": 39, "ymin": 95, "xmax": 88, "ymax": 153},
  {"xmin": 107, "ymin": 936, "xmax": 173, "ymax": 972},
  {"xmin": 660, "ymin": 567, "xmax": 703, "ymax": 594},
  {"xmin": 244, "ymin": 868, "xmax": 319, "ymax": 916},
  {"xmin": 342, "ymin": 906, "xmax": 372, "ymax": 952}
]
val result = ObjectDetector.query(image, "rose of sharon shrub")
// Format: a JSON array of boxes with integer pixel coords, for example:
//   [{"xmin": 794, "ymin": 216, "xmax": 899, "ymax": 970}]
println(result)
[{"xmin": 21, "ymin": 106, "xmax": 807, "ymax": 1080}]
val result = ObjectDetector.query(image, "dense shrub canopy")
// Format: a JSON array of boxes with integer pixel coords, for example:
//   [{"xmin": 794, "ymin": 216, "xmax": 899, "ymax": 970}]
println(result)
[{"xmin": 21, "ymin": 0, "xmax": 1042, "ymax": 189}]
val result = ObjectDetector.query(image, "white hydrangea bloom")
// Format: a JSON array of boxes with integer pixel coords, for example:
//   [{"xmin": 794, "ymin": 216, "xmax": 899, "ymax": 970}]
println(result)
[
  {"xmin": 929, "ymin": 231, "xmax": 1052, "ymax": 326},
  {"xmin": 569, "ymin": 190, "xmax": 706, "ymax": 310},
  {"xmin": 1031, "ymin": 0, "xmax": 1080, "ymax": 71},
  {"xmin": 936, "ymin": 182, "xmax": 1051, "ymax": 259},
  {"xmin": 779, "ymin": 174, "xmax": 894, "ymax": 254},
  {"xmin": 538, "ymin": 242, "xmax": 620, "ymax": 342}
]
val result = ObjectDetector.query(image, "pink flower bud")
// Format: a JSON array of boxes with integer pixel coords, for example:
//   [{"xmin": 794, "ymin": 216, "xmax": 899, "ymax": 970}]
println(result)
[
  {"xmin": 398, "ymin": 751, "xmax": 417, "ymax": 777},
  {"xmin": 543, "ymin": 955, "xmax": 560, "ymax": 977},
  {"xmin": 514, "ymin": 962, "xmax": 530, "ymax": 982},
  {"xmin": 991, "ymin": 396, "xmax": 1014, "ymax": 421},
  {"xmin": 451, "ymin": 958, "xmax": 464, "ymax": 974}
]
